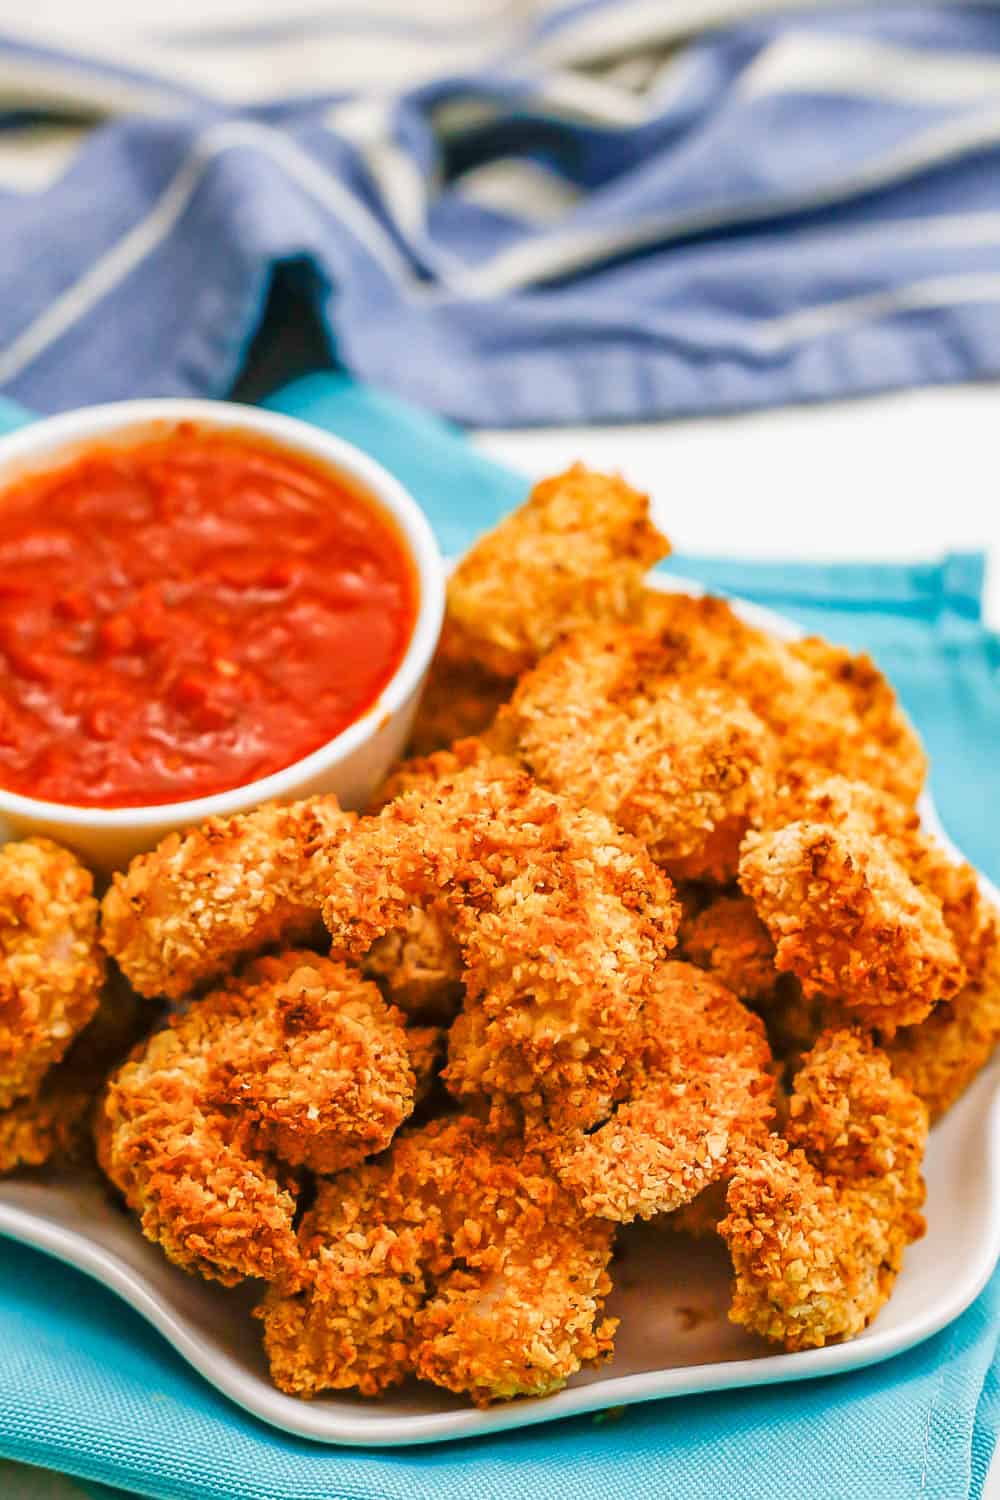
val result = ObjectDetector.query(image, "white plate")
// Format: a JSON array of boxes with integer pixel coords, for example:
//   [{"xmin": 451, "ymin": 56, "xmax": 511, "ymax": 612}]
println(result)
[{"xmin": 1, "ymin": 575, "xmax": 998, "ymax": 1448}]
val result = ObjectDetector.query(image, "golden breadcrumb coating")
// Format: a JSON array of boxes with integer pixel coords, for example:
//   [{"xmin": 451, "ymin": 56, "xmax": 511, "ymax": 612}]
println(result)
[
  {"xmin": 257, "ymin": 1115, "xmax": 616, "ymax": 1405},
  {"xmin": 667, "ymin": 1179, "xmax": 730, "ymax": 1239},
  {"xmin": 404, "ymin": 1024, "xmax": 446, "ymax": 1102},
  {"xmin": 440, "ymin": 464, "xmax": 669, "ymax": 678},
  {"xmin": 101, "ymin": 796, "xmax": 354, "ymax": 999},
  {"xmin": 539, "ymin": 963, "xmax": 774, "ymax": 1221},
  {"xmin": 317, "ymin": 760, "xmax": 679, "ymax": 1131},
  {"xmin": 739, "ymin": 821, "xmax": 964, "ymax": 1032},
  {"xmin": 0, "ymin": 838, "xmax": 104, "ymax": 1110},
  {"xmin": 789, "ymin": 638, "xmax": 927, "ymax": 806},
  {"xmin": 369, "ymin": 735, "xmax": 509, "ymax": 813},
  {"xmin": 406, "ymin": 648, "xmax": 513, "ymax": 757},
  {"xmin": 0, "ymin": 969, "xmax": 147, "ymax": 1174},
  {"xmin": 679, "ymin": 893, "xmax": 780, "ymax": 1004},
  {"xmin": 364, "ymin": 742, "xmax": 505, "ymax": 1019},
  {"xmin": 720, "ymin": 1029, "xmax": 927, "ymax": 1350},
  {"xmin": 731, "ymin": 781, "xmax": 999, "ymax": 1115},
  {"xmin": 0, "ymin": 1074, "xmax": 95, "ymax": 1173},
  {"xmin": 775, "ymin": 769, "xmax": 996, "ymax": 982},
  {"xmin": 97, "ymin": 952, "xmax": 417, "ymax": 1285},
  {"xmin": 885, "ymin": 921, "xmax": 1000, "ymax": 1121},
  {"xmin": 633, "ymin": 591, "xmax": 926, "ymax": 806},
  {"xmin": 502, "ymin": 627, "xmax": 776, "ymax": 883},
  {"xmin": 361, "ymin": 903, "xmax": 464, "ymax": 1020}
]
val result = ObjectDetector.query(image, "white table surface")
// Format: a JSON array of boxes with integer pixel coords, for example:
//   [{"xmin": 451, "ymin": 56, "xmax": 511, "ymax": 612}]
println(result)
[{"xmin": 4, "ymin": 382, "xmax": 999, "ymax": 1499}]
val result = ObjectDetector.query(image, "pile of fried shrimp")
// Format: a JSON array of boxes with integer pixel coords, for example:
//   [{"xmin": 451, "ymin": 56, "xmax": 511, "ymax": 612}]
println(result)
[{"xmin": 3, "ymin": 464, "xmax": 998, "ymax": 1410}]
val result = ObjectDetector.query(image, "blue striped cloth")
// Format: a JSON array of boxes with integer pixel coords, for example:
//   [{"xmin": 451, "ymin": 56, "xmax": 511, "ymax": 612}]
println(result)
[{"xmin": 7, "ymin": 5, "xmax": 1000, "ymax": 423}]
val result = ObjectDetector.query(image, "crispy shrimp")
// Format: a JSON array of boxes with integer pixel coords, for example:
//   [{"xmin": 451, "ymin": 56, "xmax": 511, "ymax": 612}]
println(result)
[
  {"xmin": 885, "ymin": 922, "xmax": 1000, "ymax": 1122},
  {"xmin": 406, "ymin": 649, "xmax": 513, "ymax": 758},
  {"xmin": 101, "ymin": 796, "xmax": 354, "ymax": 999},
  {"xmin": 678, "ymin": 892, "xmax": 781, "ymax": 1005},
  {"xmin": 720, "ymin": 1029, "xmax": 927, "ymax": 1350},
  {"xmin": 537, "ymin": 963, "xmax": 774, "ymax": 1222},
  {"xmin": 361, "ymin": 741, "xmax": 505, "ymax": 1020},
  {"xmin": 739, "ymin": 820, "xmax": 964, "ymax": 1032},
  {"xmin": 439, "ymin": 464, "xmax": 669, "ymax": 679},
  {"xmin": 316, "ymin": 759, "xmax": 679, "ymax": 1131},
  {"xmin": 720, "ymin": 773, "xmax": 1000, "ymax": 1115},
  {"xmin": 788, "ymin": 638, "xmax": 927, "ymax": 805},
  {"xmin": 368, "ymin": 735, "xmax": 511, "ymax": 813},
  {"xmin": 501, "ymin": 627, "xmax": 776, "ymax": 884},
  {"xmin": 0, "ymin": 838, "xmax": 104, "ymax": 1110},
  {"xmin": 360, "ymin": 904, "xmax": 464, "ymax": 1021},
  {"xmin": 633, "ymin": 591, "xmax": 926, "ymax": 806},
  {"xmin": 773, "ymin": 769, "xmax": 996, "ymax": 981},
  {"xmin": 97, "ymin": 952, "xmax": 425, "ymax": 1285},
  {"xmin": 257, "ymin": 1115, "xmax": 616, "ymax": 1406},
  {"xmin": 0, "ymin": 969, "xmax": 147, "ymax": 1174}
]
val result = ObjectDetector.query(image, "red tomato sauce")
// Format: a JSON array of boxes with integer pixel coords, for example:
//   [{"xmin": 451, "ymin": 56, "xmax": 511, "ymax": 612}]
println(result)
[{"xmin": 0, "ymin": 424, "xmax": 418, "ymax": 808}]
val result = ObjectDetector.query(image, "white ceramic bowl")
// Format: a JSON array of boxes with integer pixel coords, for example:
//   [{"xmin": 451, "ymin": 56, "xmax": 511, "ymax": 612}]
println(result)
[{"xmin": 0, "ymin": 399, "xmax": 445, "ymax": 872}]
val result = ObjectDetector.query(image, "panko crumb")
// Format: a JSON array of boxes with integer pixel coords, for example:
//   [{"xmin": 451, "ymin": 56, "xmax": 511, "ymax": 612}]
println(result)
[
  {"xmin": 633, "ymin": 591, "xmax": 926, "ymax": 806},
  {"xmin": 539, "ymin": 963, "xmax": 774, "ymax": 1222},
  {"xmin": 739, "ymin": 821, "xmax": 964, "ymax": 1032},
  {"xmin": 679, "ymin": 893, "xmax": 780, "ymax": 1004},
  {"xmin": 257, "ymin": 1115, "xmax": 617, "ymax": 1406},
  {"xmin": 504, "ymin": 626, "xmax": 776, "ymax": 885},
  {"xmin": 97, "ymin": 952, "xmax": 418, "ymax": 1285},
  {"xmin": 0, "ymin": 837, "xmax": 104, "ymax": 1110},
  {"xmin": 101, "ymin": 796, "xmax": 354, "ymax": 999},
  {"xmin": 720, "ymin": 1029, "xmax": 927, "ymax": 1350},
  {"xmin": 0, "ymin": 970, "xmax": 147, "ymax": 1174},
  {"xmin": 405, "ymin": 650, "xmax": 514, "ymax": 758},
  {"xmin": 439, "ymin": 464, "xmax": 669, "ymax": 678},
  {"xmin": 321, "ymin": 759, "xmax": 680, "ymax": 1132}
]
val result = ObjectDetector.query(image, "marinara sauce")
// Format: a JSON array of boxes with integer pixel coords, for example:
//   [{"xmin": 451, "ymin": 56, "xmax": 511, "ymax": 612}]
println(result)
[{"xmin": 0, "ymin": 424, "xmax": 418, "ymax": 807}]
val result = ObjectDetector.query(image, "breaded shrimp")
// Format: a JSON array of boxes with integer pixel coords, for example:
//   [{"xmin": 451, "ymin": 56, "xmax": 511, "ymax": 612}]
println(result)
[
  {"xmin": 729, "ymin": 780, "xmax": 999, "ymax": 1113},
  {"xmin": 406, "ymin": 649, "xmax": 513, "ymax": 757},
  {"xmin": 257, "ymin": 1115, "xmax": 616, "ymax": 1406},
  {"xmin": 439, "ymin": 465, "xmax": 669, "ymax": 678},
  {"xmin": 0, "ymin": 838, "xmax": 104, "ymax": 1110},
  {"xmin": 363, "ymin": 741, "xmax": 505, "ymax": 1019},
  {"xmin": 679, "ymin": 893, "xmax": 780, "ymax": 1004},
  {"xmin": 503, "ymin": 628, "xmax": 776, "ymax": 883},
  {"xmin": 316, "ymin": 760, "xmax": 679, "ymax": 1131},
  {"xmin": 774, "ymin": 769, "xmax": 996, "ymax": 981},
  {"xmin": 539, "ymin": 963, "xmax": 774, "ymax": 1222},
  {"xmin": 361, "ymin": 903, "xmax": 464, "ymax": 1020},
  {"xmin": 633, "ymin": 591, "xmax": 926, "ymax": 806},
  {"xmin": 692, "ymin": 906, "xmax": 999, "ymax": 1123},
  {"xmin": 720, "ymin": 1029, "xmax": 927, "ymax": 1350},
  {"xmin": 101, "ymin": 796, "xmax": 354, "ymax": 999},
  {"xmin": 885, "ymin": 922, "xmax": 1000, "ymax": 1121},
  {"xmin": 604, "ymin": 684, "xmax": 775, "ymax": 885},
  {"xmin": 369, "ymin": 735, "xmax": 509, "ymax": 813},
  {"xmin": 0, "ymin": 969, "xmax": 147, "ymax": 1174},
  {"xmin": 789, "ymin": 638, "xmax": 927, "ymax": 806},
  {"xmin": 97, "ymin": 953, "xmax": 419, "ymax": 1285},
  {"xmin": 739, "ymin": 822, "xmax": 964, "ymax": 1032}
]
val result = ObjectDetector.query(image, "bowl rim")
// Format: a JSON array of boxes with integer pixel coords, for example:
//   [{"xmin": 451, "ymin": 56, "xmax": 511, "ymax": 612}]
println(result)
[{"xmin": 0, "ymin": 397, "xmax": 446, "ymax": 829}]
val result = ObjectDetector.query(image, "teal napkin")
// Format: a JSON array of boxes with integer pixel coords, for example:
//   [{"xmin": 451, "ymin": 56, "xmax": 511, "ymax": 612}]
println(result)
[{"xmin": 0, "ymin": 379, "xmax": 998, "ymax": 1500}]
